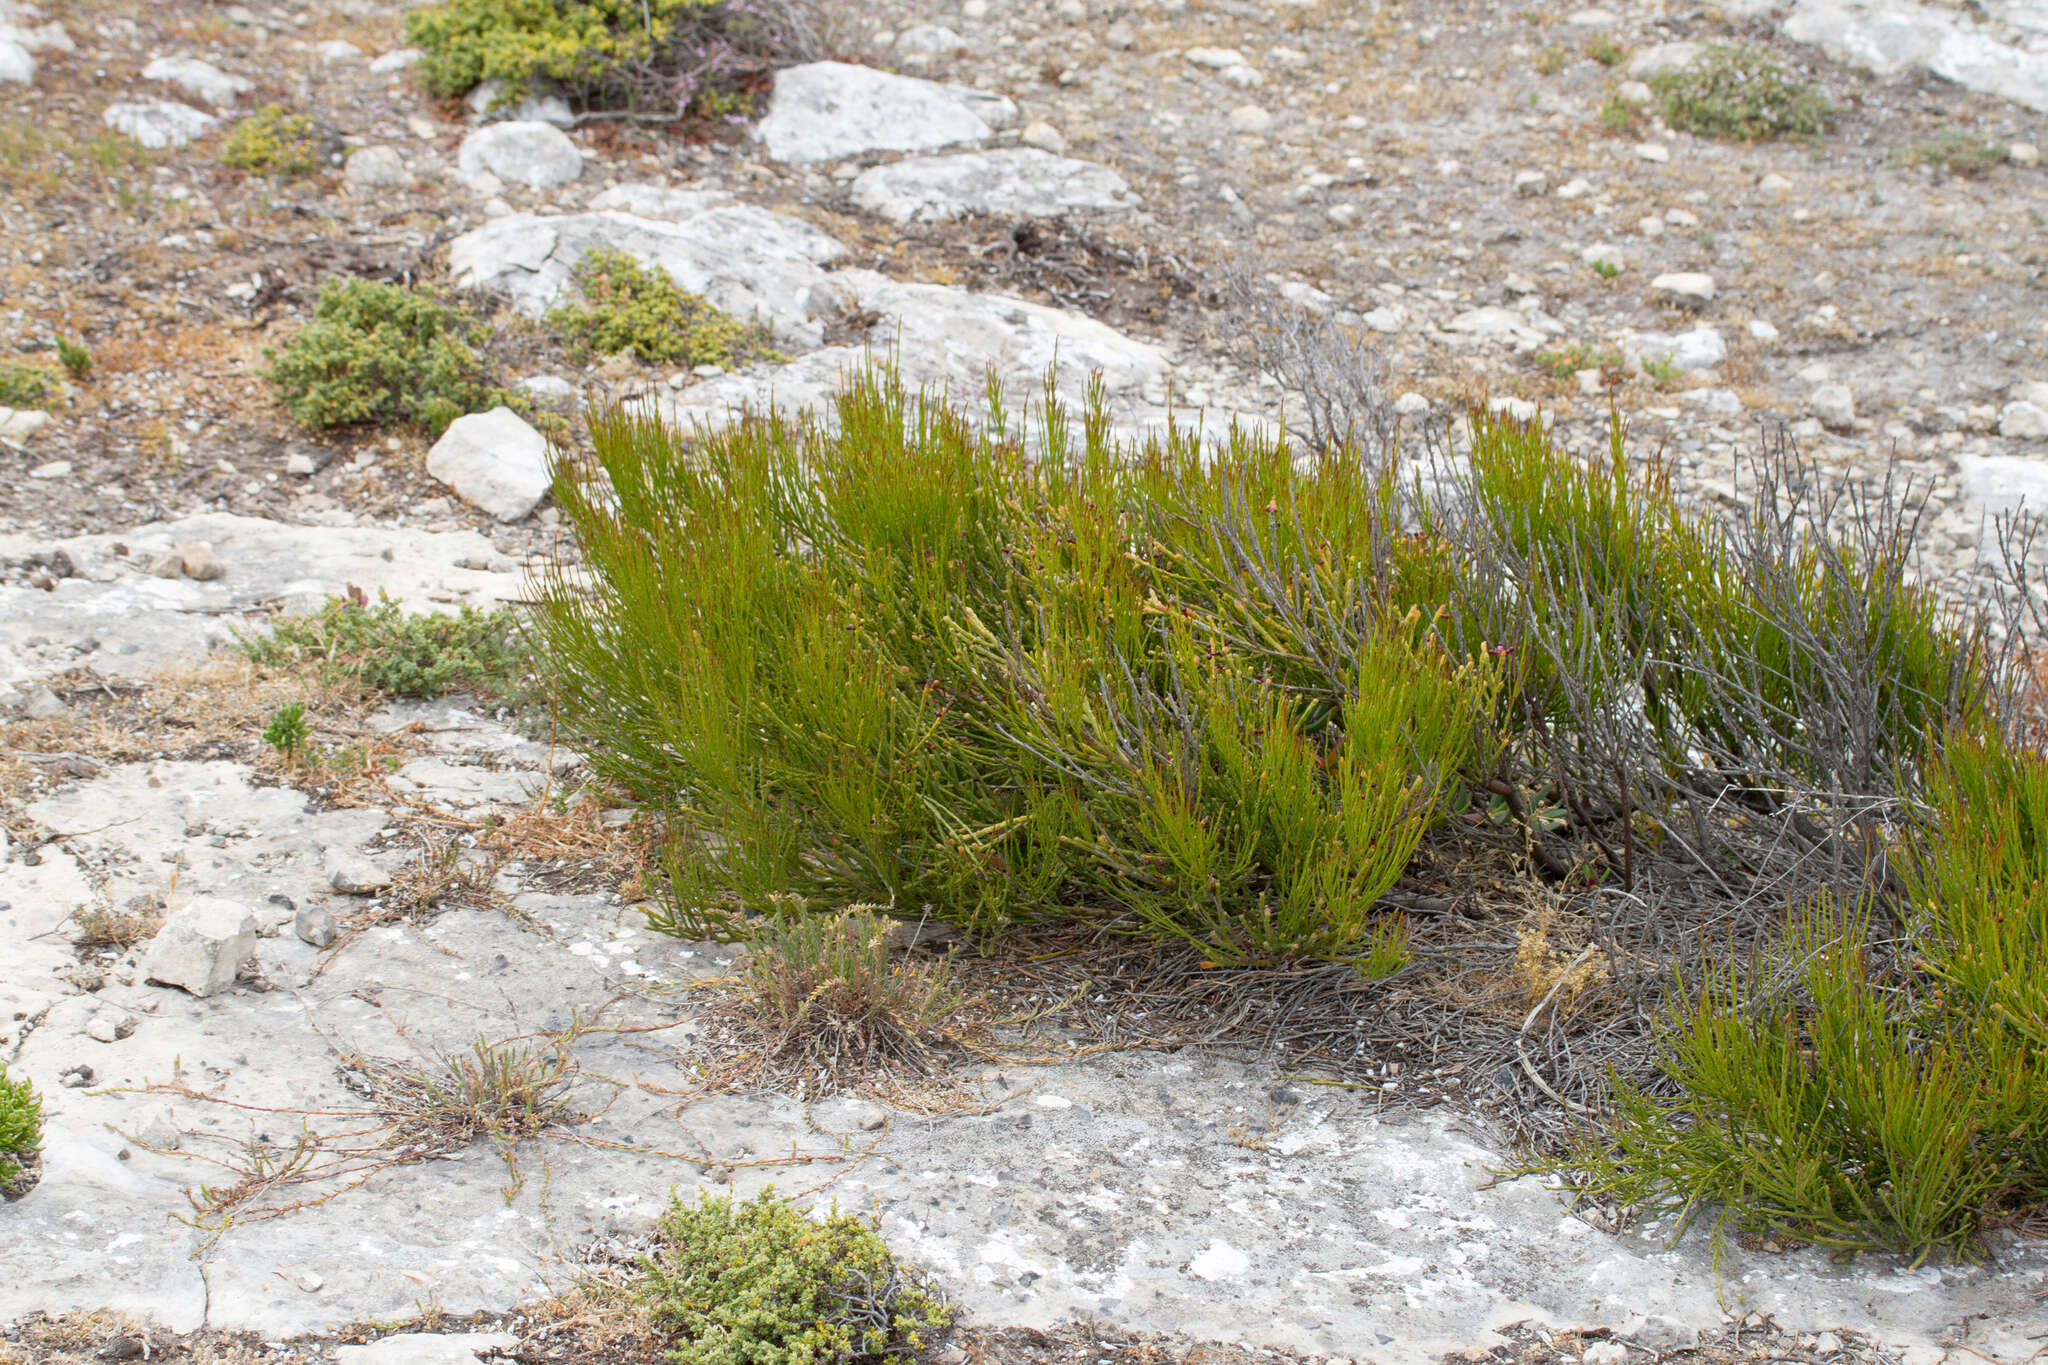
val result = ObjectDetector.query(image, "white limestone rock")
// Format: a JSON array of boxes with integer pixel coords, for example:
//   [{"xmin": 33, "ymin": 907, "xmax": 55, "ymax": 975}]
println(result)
[
  {"xmin": 446, "ymin": 207, "xmax": 846, "ymax": 347},
  {"xmin": 102, "ymin": 100, "xmax": 217, "ymax": 149},
  {"xmin": 425, "ymin": 408, "xmax": 553, "ymax": 522},
  {"xmin": 142, "ymin": 897, "xmax": 256, "ymax": 997},
  {"xmin": 752, "ymin": 61, "xmax": 1016, "ymax": 163},
  {"xmin": 0, "ymin": 38, "xmax": 34, "ymax": 84},
  {"xmin": 850, "ymin": 148, "xmax": 1139, "ymax": 224},
  {"xmin": 456, "ymin": 120, "xmax": 582, "ymax": 189},
  {"xmin": 1786, "ymin": 0, "xmax": 2048, "ymax": 112},
  {"xmin": 142, "ymin": 56, "xmax": 251, "ymax": 107}
]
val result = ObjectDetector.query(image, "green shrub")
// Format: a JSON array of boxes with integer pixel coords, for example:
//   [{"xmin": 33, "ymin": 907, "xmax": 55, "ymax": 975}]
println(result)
[
  {"xmin": 1585, "ymin": 35, "xmax": 1627, "ymax": 67},
  {"xmin": 1556, "ymin": 732, "xmax": 2048, "ymax": 1260},
  {"xmin": 0, "ymin": 361, "xmax": 56, "ymax": 409},
  {"xmin": 1650, "ymin": 45, "xmax": 1834, "ymax": 140},
  {"xmin": 267, "ymin": 279, "xmax": 500, "ymax": 434},
  {"xmin": 56, "ymin": 336, "xmax": 91, "ymax": 380},
  {"xmin": 0, "ymin": 1065, "xmax": 41, "ymax": 1199},
  {"xmin": 638, "ymin": 1188, "xmax": 951, "ymax": 1365},
  {"xmin": 1533, "ymin": 343, "xmax": 1624, "ymax": 379},
  {"xmin": 406, "ymin": 0, "xmax": 805, "ymax": 121},
  {"xmin": 240, "ymin": 591, "xmax": 529, "ymax": 700},
  {"xmin": 534, "ymin": 368, "xmax": 1497, "ymax": 967},
  {"xmin": 262, "ymin": 700, "xmax": 312, "ymax": 761},
  {"xmin": 222, "ymin": 104, "xmax": 318, "ymax": 176},
  {"xmin": 546, "ymin": 248, "xmax": 779, "ymax": 370},
  {"xmin": 1898, "ymin": 132, "xmax": 2006, "ymax": 178}
]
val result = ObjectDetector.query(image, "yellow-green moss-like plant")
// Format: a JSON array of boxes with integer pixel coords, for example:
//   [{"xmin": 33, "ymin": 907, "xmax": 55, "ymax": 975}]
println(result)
[
  {"xmin": 0, "ymin": 361, "xmax": 57, "ymax": 409},
  {"xmin": 546, "ymin": 247, "xmax": 779, "ymax": 369},
  {"xmin": 222, "ymin": 104, "xmax": 319, "ymax": 176},
  {"xmin": 266, "ymin": 279, "xmax": 500, "ymax": 434},
  {"xmin": 0, "ymin": 1064, "xmax": 42, "ymax": 1199},
  {"xmin": 638, "ymin": 1188, "xmax": 951, "ymax": 1365},
  {"xmin": 1650, "ymin": 45, "xmax": 1834, "ymax": 140},
  {"xmin": 406, "ymin": 0, "xmax": 815, "ymax": 121}
]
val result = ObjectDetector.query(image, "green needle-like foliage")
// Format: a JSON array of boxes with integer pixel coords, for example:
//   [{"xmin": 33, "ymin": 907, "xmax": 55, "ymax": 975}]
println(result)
[
  {"xmin": 547, "ymin": 248, "xmax": 779, "ymax": 369},
  {"xmin": 240, "ymin": 592, "xmax": 529, "ymax": 700},
  {"xmin": 535, "ymin": 367, "xmax": 1493, "ymax": 969}
]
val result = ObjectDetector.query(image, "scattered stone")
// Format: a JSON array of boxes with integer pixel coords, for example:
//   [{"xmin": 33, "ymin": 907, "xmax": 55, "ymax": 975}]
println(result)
[
  {"xmin": 1228, "ymin": 104, "xmax": 1274, "ymax": 133},
  {"xmin": 1020, "ymin": 119, "xmax": 1068, "ymax": 154},
  {"xmin": 1326, "ymin": 203, "xmax": 1359, "ymax": 227},
  {"xmin": 896, "ymin": 25, "xmax": 965, "ymax": 55},
  {"xmin": 177, "ymin": 542, "xmax": 222, "ymax": 581},
  {"xmin": 1513, "ymin": 169, "xmax": 1547, "ymax": 196},
  {"xmin": 1580, "ymin": 243, "xmax": 1627, "ymax": 271},
  {"xmin": 314, "ymin": 39, "xmax": 363, "ymax": 64},
  {"xmin": 1362, "ymin": 305, "xmax": 1406, "ymax": 333},
  {"xmin": 1813, "ymin": 1333, "xmax": 1842, "ymax": 1357},
  {"xmin": 0, "ymin": 40, "xmax": 31, "ymax": 85},
  {"xmin": 335, "ymin": 1334, "xmax": 520, "ymax": 1365},
  {"xmin": 1576, "ymin": 367, "xmax": 1605, "ymax": 396},
  {"xmin": 4, "ymin": 410, "xmax": 52, "ymax": 444},
  {"xmin": 141, "ymin": 56, "xmax": 251, "ymax": 107},
  {"xmin": 1629, "ymin": 326, "xmax": 1726, "ymax": 372},
  {"xmin": 1447, "ymin": 307, "xmax": 1545, "ymax": 345},
  {"xmin": 102, "ymin": 100, "xmax": 218, "ymax": 150},
  {"xmin": 457, "ymin": 121, "xmax": 582, "ymax": 189},
  {"xmin": 343, "ymin": 145, "xmax": 407, "ymax": 192},
  {"xmin": 1584, "ymin": 1344, "xmax": 1629, "ymax": 1365},
  {"xmin": 1759, "ymin": 171, "xmax": 1794, "ymax": 194},
  {"xmin": 293, "ymin": 903, "xmax": 339, "ymax": 948},
  {"xmin": 1810, "ymin": 382, "xmax": 1857, "ymax": 429},
  {"xmin": 516, "ymin": 375, "xmax": 577, "ymax": 401},
  {"xmin": 753, "ymin": 61, "xmax": 1015, "ymax": 163},
  {"xmin": 1556, "ymin": 177, "xmax": 1591, "ymax": 199},
  {"xmin": 2010, "ymin": 141, "xmax": 2040, "ymax": 167},
  {"xmin": 2014, "ymin": 380, "xmax": 2048, "ymax": 408},
  {"xmin": 1489, "ymin": 396, "xmax": 1549, "ymax": 426},
  {"xmin": 850, "ymin": 148, "xmax": 1137, "ymax": 223},
  {"xmin": 1635, "ymin": 142, "xmax": 1670, "ymax": 163},
  {"xmin": 426, "ymin": 407, "xmax": 553, "ymax": 522},
  {"xmin": 0, "ymin": 18, "xmax": 72, "ymax": 53},
  {"xmin": 1186, "ymin": 46, "xmax": 1250, "ymax": 69},
  {"xmin": 1681, "ymin": 387, "xmax": 1744, "ymax": 416},
  {"xmin": 1105, "ymin": 19, "xmax": 1137, "ymax": 48},
  {"xmin": 1652, "ymin": 271, "xmax": 1715, "ymax": 304},
  {"xmin": 463, "ymin": 80, "xmax": 575, "ymax": 127},
  {"xmin": 285, "ymin": 453, "xmax": 317, "ymax": 476},
  {"xmin": 141, "ymin": 897, "xmax": 257, "ymax": 998},
  {"xmin": 2001, "ymin": 400, "xmax": 2048, "ymax": 440},
  {"xmin": 325, "ymin": 849, "xmax": 392, "ymax": 895},
  {"xmin": 1617, "ymin": 78, "xmax": 1653, "ymax": 103},
  {"xmin": 369, "ymin": 48, "xmax": 423, "ymax": 74}
]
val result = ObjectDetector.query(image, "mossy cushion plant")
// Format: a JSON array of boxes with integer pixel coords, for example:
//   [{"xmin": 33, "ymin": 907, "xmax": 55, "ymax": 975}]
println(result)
[
  {"xmin": 1649, "ymin": 44, "xmax": 1834, "ymax": 140},
  {"xmin": 0, "ymin": 1063, "xmax": 42, "ymax": 1199},
  {"xmin": 239, "ymin": 591, "xmax": 529, "ymax": 700},
  {"xmin": 405, "ymin": 0, "xmax": 792, "ymax": 120},
  {"xmin": 638, "ymin": 1188, "xmax": 951, "ymax": 1365},
  {"xmin": 0, "ymin": 361, "xmax": 57, "ymax": 409},
  {"xmin": 222, "ymin": 104, "xmax": 319, "ymax": 176},
  {"xmin": 547, "ymin": 248, "xmax": 780, "ymax": 370},
  {"xmin": 267, "ymin": 278, "xmax": 502, "ymax": 435}
]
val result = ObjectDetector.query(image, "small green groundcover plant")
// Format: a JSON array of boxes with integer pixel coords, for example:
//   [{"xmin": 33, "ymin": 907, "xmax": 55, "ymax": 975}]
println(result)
[
  {"xmin": 267, "ymin": 278, "xmax": 503, "ymax": 434},
  {"xmin": 0, "ymin": 361, "xmax": 57, "ymax": 409},
  {"xmin": 240, "ymin": 590, "xmax": 529, "ymax": 700},
  {"xmin": 548, "ymin": 248, "xmax": 780, "ymax": 370},
  {"xmin": 1650, "ymin": 44, "xmax": 1834, "ymax": 140},
  {"xmin": 1898, "ymin": 131, "xmax": 2007, "ymax": 178},
  {"xmin": 638, "ymin": 1188, "xmax": 951, "ymax": 1365},
  {"xmin": 222, "ymin": 104, "xmax": 319, "ymax": 176},
  {"xmin": 1, "ymin": 1064, "xmax": 42, "ymax": 1198}
]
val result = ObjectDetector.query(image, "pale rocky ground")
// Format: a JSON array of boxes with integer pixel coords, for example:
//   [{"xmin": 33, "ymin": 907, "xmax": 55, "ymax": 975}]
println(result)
[{"xmin": 3, "ymin": 0, "xmax": 2048, "ymax": 1362}]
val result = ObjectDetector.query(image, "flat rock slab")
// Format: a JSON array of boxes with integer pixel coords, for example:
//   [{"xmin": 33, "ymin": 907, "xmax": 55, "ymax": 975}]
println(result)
[
  {"xmin": 456, "ymin": 119, "xmax": 582, "ymax": 189},
  {"xmin": 753, "ymin": 60, "xmax": 1017, "ymax": 163},
  {"xmin": 0, "ymin": 513, "xmax": 530, "ymax": 689},
  {"xmin": 850, "ymin": 147, "xmax": 1141, "ymax": 223},
  {"xmin": 446, "ymin": 206, "xmax": 847, "ymax": 348},
  {"xmin": 1785, "ymin": 0, "xmax": 2048, "ymax": 112}
]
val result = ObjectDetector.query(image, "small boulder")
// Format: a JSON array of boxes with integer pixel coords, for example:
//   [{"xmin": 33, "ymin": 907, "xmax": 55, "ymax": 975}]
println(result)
[
  {"xmin": 102, "ymin": 99, "xmax": 217, "ymax": 149},
  {"xmin": 753, "ymin": 61, "xmax": 1015, "ymax": 164},
  {"xmin": 456, "ymin": 120, "xmax": 582, "ymax": 189},
  {"xmin": 2001, "ymin": 400, "xmax": 2048, "ymax": 441},
  {"xmin": 294, "ymin": 903, "xmax": 339, "ymax": 948},
  {"xmin": 325, "ymin": 849, "xmax": 392, "ymax": 895},
  {"xmin": 1652, "ymin": 271, "xmax": 1715, "ymax": 304},
  {"xmin": 142, "ymin": 56, "xmax": 251, "ymax": 107},
  {"xmin": 344, "ymin": 145, "xmax": 407, "ymax": 192},
  {"xmin": 143, "ymin": 897, "xmax": 257, "ymax": 997},
  {"xmin": 427, "ymin": 407, "xmax": 553, "ymax": 522},
  {"xmin": 0, "ymin": 40, "xmax": 33, "ymax": 85},
  {"xmin": 1810, "ymin": 382, "xmax": 1857, "ymax": 430}
]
